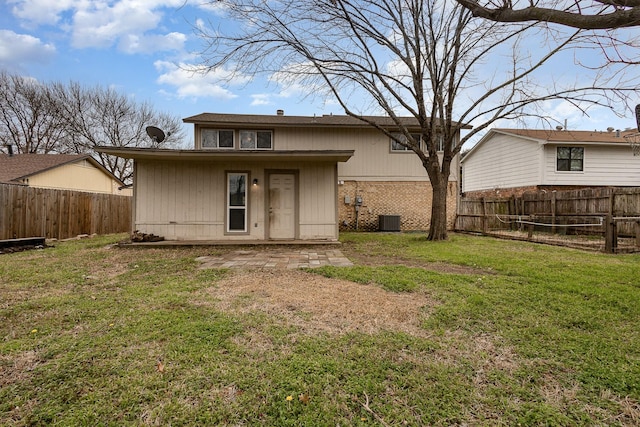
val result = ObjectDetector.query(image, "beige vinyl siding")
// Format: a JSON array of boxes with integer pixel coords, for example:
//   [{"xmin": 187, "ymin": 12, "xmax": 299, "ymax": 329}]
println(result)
[
  {"xmin": 26, "ymin": 160, "xmax": 126, "ymax": 195},
  {"xmin": 199, "ymin": 125, "xmax": 457, "ymax": 182},
  {"xmin": 542, "ymin": 144, "xmax": 640, "ymax": 186},
  {"xmin": 463, "ymin": 134, "xmax": 541, "ymax": 192},
  {"xmin": 135, "ymin": 160, "xmax": 338, "ymax": 241},
  {"xmin": 299, "ymin": 163, "xmax": 338, "ymax": 239}
]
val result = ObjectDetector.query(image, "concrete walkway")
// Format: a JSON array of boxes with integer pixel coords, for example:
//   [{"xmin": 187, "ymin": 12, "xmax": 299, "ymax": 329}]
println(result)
[{"xmin": 196, "ymin": 248, "xmax": 353, "ymax": 269}]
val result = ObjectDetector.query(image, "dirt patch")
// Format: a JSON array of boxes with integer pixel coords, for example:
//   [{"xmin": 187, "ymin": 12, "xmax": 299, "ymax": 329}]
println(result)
[
  {"xmin": 203, "ymin": 269, "xmax": 436, "ymax": 337},
  {"xmin": 0, "ymin": 350, "xmax": 40, "ymax": 387}
]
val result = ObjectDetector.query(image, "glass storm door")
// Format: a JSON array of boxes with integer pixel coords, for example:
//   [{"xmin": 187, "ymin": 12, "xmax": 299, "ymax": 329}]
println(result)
[{"xmin": 227, "ymin": 173, "xmax": 247, "ymax": 232}]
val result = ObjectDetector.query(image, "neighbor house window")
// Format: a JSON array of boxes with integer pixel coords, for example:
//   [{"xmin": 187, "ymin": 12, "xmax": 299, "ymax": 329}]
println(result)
[
  {"xmin": 227, "ymin": 173, "xmax": 248, "ymax": 232},
  {"xmin": 240, "ymin": 130, "xmax": 272, "ymax": 149},
  {"xmin": 557, "ymin": 147, "xmax": 584, "ymax": 171},
  {"xmin": 202, "ymin": 129, "xmax": 234, "ymax": 149}
]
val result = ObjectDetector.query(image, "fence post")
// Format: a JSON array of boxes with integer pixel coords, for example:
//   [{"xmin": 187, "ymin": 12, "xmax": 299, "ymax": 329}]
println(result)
[
  {"xmin": 605, "ymin": 214, "xmax": 617, "ymax": 253},
  {"xmin": 551, "ymin": 191, "xmax": 557, "ymax": 234},
  {"xmin": 635, "ymin": 221, "xmax": 640, "ymax": 249},
  {"xmin": 481, "ymin": 197, "xmax": 488, "ymax": 234}
]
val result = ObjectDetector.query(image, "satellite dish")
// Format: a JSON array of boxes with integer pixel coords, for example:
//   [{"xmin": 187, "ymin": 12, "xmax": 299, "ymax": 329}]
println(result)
[{"xmin": 146, "ymin": 126, "xmax": 166, "ymax": 143}]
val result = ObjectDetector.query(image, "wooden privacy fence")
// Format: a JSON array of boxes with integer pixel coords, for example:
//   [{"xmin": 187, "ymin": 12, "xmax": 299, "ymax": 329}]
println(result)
[
  {"xmin": 456, "ymin": 187, "xmax": 640, "ymax": 253},
  {"xmin": 0, "ymin": 183, "xmax": 132, "ymax": 240}
]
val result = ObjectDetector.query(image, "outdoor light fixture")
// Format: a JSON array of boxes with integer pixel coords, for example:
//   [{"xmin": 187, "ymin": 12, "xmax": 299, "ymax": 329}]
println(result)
[{"xmin": 252, "ymin": 178, "xmax": 258, "ymax": 186}]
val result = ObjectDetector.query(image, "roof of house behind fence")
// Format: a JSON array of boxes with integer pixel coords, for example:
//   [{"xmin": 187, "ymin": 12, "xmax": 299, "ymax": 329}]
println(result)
[
  {"xmin": 494, "ymin": 128, "xmax": 638, "ymax": 144},
  {"xmin": 0, "ymin": 153, "xmax": 118, "ymax": 185}
]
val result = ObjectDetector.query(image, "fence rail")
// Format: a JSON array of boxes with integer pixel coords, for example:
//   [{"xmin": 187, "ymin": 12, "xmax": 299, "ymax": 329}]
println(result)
[
  {"xmin": 456, "ymin": 187, "xmax": 640, "ymax": 253},
  {"xmin": 0, "ymin": 183, "xmax": 131, "ymax": 240}
]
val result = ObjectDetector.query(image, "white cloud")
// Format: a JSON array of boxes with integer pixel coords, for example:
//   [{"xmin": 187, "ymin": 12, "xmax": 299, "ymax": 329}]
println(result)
[
  {"xmin": 9, "ymin": 0, "xmax": 190, "ymax": 53},
  {"xmin": 119, "ymin": 32, "xmax": 186, "ymax": 54},
  {"xmin": 0, "ymin": 30, "xmax": 56, "ymax": 68},
  {"xmin": 154, "ymin": 60, "xmax": 251, "ymax": 100},
  {"xmin": 195, "ymin": 1, "xmax": 228, "ymax": 15},
  {"xmin": 8, "ymin": 0, "xmax": 76, "ymax": 25},
  {"xmin": 71, "ymin": 2, "xmax": 162, "ymax": 49},
  {"xmin": 251, "ymin": 94, "xmax": 273, "ymax": 106}
]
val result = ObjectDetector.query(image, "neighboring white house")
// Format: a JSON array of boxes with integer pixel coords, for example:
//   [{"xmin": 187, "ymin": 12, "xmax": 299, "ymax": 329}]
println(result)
[
  {"xmin": 0, "ymin": 153, "xmax": 130, "ymax": 196},
  {"xmin": 461, "ymin": 128, "xmax": 640, "ymax": 196},
  {"xmin": 98, "ymin": 112, "xmax": 466, "ymax": 242}
]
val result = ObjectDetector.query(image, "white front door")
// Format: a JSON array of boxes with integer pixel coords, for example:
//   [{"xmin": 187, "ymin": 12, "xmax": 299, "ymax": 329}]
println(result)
[{"xmin": 269, "ymin": 173, "xmax": 296, "ymax": 239}]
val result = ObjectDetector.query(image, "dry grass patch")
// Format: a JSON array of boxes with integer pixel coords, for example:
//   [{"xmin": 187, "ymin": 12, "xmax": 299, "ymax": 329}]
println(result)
[{"xmin": 204, "ymin": 269, "xmax": 435, "ymax": 337}]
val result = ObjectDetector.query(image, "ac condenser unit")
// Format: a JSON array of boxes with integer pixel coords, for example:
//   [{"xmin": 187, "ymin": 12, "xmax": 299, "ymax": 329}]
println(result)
[{"xmin": 378, "ymin": 215, "xmax": 401, "ymax": 232}]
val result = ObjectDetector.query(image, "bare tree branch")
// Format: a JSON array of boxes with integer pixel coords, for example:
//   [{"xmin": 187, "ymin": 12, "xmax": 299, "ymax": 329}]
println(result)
[
  {"xmin": 456, "ymin": 0, "xmax": 640, "ymax": 29},
  {"xmin": 197, "ymin": 0, "xmax": 640, "ymax": 239}
]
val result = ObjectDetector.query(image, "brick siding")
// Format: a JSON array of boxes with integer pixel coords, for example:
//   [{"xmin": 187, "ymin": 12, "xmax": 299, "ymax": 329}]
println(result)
[{"xmin": 337, "ymin": 180, "xmax": 458, "ymax": 231}]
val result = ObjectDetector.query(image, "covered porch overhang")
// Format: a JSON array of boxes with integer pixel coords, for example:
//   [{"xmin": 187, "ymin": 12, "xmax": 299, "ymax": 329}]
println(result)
[{"xmin": 95, "ymin": 147, "xmax": 354, "ymax": 163}]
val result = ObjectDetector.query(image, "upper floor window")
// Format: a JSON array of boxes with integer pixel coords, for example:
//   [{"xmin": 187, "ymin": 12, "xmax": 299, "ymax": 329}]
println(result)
[
  {"xmin": 390, "ymin": 133, "xmax": 444, "ymax": 152},
  {"xmin": 557, "ymin": 147, "xmax": 584, "ymax": 171},
  {"xmin": 390, "ymin": 133, "xmax": 421, "ymax": 152},
  {"xmin": 202, "ymin": 129, "xmax": 234, "ymax": 149},
  {"xmin": 240, "ymin": 130, "xmax": 272, "ymax": 150}
]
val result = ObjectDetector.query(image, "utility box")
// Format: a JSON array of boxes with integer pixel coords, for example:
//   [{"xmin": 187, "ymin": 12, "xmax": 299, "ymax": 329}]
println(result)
[{"xmin": 378, "ymin": 215, "xmax": 401, "ymax": 232}]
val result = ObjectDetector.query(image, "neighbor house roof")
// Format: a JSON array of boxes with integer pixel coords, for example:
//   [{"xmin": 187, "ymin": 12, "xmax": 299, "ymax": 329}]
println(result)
[
  {"xmin": 0, "ymin": 153, "xmax": 124, "ymax": 185},
  {"xmin": 493, "ymin": 128, "xmax": 637, "ymax": 144},
  {"xmin": 183, "ymin": 112, "xmax": 472, "ymax": 129},
  {"xmin": 462, "ymin": 127, "xmax": 638, "ymax": 162}
]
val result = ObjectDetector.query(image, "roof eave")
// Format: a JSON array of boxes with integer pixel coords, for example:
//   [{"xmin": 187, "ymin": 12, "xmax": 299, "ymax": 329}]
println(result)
[{"xmin": 96, "ymin": 147, "xmax": 355, "ymax": 163}]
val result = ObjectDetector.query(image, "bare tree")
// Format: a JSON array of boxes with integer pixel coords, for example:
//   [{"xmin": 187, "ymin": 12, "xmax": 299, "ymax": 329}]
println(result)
[
  {"xmin": 197, "ymin": 0, "xmax": 638, "ymax": 240},
  {"xmin": 50, "ymin": 82, "xmax": 184, "ymax": 183},
  {"xmin": 0, "ymin": 72, "xmax": 185, "ymax": 184},
  {"xmin": 456, "ymin": 0, "xmax": 640, "ymax": 30},
  {"xmin": 0, "ymin": 71, "xmax": 65, "ymax": 154}
]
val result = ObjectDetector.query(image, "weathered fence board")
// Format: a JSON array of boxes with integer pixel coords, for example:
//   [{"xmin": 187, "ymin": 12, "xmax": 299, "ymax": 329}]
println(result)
[
  {"xmin": 0, "ymin": 183, "xmax": 131, "ymax": 240},
  {"xmin": 456, "ymin": 187, "xmax": 640, "ymax": 252}
]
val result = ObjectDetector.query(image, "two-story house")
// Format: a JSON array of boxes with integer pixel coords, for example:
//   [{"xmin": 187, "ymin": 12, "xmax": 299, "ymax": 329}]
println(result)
[{"xmin": 98, "ymin": 112, "xmax": 462, "ymax": 242}]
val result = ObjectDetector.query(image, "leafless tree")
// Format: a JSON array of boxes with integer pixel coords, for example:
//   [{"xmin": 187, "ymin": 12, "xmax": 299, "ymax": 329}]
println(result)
[
  {"xmin": 50, "ymin": 82, "xmax": 184, "ymax": 183},
  {"xmin": 0, "ymin": 72, "xmax": 184, "ymax": 183},
  {"xmin": 197, "ymin": 0, "xmax": 639, "ymax": 240},
  {"xmin": 456, "ymin": 0, "xmax": 640, "ymax": 30},
  {"xmin": 0, "ymin": 71, "xmax": 65, "ymax": 154}
]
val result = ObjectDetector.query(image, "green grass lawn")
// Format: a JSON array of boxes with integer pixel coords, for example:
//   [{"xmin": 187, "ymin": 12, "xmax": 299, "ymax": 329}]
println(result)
[{"xmin": 1, "ymin": 233, "xmax": 639, "ymax": 426}]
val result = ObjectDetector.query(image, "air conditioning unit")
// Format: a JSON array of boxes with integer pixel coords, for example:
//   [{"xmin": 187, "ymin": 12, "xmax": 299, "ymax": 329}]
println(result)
[{"xmin": 378, "ymin": 215, "xmax": 401, "ymax": 232}]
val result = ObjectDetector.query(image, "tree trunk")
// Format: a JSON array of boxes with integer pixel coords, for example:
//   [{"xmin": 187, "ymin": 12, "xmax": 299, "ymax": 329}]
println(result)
[{"xmin": 428, "ymin": 175, "xmax": 449, "ymax": 241}]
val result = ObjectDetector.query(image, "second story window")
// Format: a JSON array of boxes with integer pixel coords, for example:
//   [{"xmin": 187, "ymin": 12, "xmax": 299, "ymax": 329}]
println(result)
[
  {"xmin": 557, "ymin": 147, "xmax": 584, "ymax": 171},
  {"xmin": 240, "ymin": 130, "xmax": 272, "ymax": 150},
  {"xmin": 390, "ymin": 133, "xmax": 421, "ymax": 152},
  {"xmin": 202, "ymin": 129, "xmax": 234, "ymax": 149},
  {"xmin": 390, "ymin": 133, "xmax": 444, "ymax": 152}
]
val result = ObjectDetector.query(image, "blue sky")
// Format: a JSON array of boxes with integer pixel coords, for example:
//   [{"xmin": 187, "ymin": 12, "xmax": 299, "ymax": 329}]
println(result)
[{"xmin": 1, "ymin": 0, "xmax": 638, "ymax": 147}]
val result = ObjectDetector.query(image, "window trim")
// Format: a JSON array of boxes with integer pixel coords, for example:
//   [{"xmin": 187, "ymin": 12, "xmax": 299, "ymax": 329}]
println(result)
[
  {"xmin": 390, "ymin": 133, "xmax": 444, "ymax": 152},
  {"xmin": 201, "ymin": 129, "xmax": 235, "ymax": 150},
  {"xmin": 239, "ymin": 130, "xmax": 273, "ymax": 150},
  {"xmin": 556, "ymin": 146, "xmax": 584, "ymax": 172},
  {"xmin": 225, "ymin": 171, "xmax": 250, "ymax": 234},
  {"xmin": 390, "ymin": 133, "xmax": 421, "ymax": 153}
]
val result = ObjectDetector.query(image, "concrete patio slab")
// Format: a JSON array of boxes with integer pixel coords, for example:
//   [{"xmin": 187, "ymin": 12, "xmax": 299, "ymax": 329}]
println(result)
[{"xmin": 196, "ymin": 248, "xmax": 353, "ymax": 269}]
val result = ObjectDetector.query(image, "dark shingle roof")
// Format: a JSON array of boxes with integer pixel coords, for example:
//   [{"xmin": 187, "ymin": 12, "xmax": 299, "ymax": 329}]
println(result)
[
  {"xmin": 0, "ymin": 153, "xmax": 93, "ymax": 184},
  {"xmin": 183, "ymin": 112, "xmax": 470, "ymax": 129}
]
